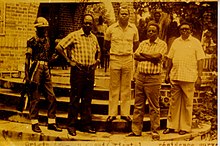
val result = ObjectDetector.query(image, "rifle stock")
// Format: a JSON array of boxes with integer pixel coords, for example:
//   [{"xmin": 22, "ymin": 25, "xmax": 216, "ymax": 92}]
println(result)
[
  {"xmin": 17, "ymin": 61, "xmax": 39, "ymax": 112},
  {"xmin": 16, "ymin": 82, "xmax": 30, "ymax": 112}
]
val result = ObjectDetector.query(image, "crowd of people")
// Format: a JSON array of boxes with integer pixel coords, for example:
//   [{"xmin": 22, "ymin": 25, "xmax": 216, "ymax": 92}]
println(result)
[{"xmin": 23, "ymin": 2, "xmax": 216, "ymax": 140}]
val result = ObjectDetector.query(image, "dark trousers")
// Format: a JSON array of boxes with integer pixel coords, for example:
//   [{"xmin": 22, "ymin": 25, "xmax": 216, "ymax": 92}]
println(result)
[
  {"xmin": 132, "ymin": 73, "xmax": 162, "ymax": 135},
  {"xmin": 68, "ymin": 66, "xmax": 95, "ymax": 129},
  {"xmin": 29, "ymin": 64, "xmax": 57, "ymax": 120},
  {"xmin": 97, "ymin": 36, "xmax": 105, "ymax": 68}
]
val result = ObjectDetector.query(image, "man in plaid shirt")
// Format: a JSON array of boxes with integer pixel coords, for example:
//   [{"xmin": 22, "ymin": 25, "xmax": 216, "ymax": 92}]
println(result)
[
  {"xmin": 127, "ymin": 23, "xmax": 167, "ymax": 140},
  {"xmin": 163, "ymin": 22, "xmax": 205, "ymax": 135},
  {"xmin": 55, "ymin": 14, "xmax": 101, "ymax": 136}
]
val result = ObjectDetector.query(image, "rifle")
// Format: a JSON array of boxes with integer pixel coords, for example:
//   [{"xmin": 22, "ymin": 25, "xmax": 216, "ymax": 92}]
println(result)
[
  {"xmin": 16, "ymin": 82, "xmax": 30, "ymax": 112},
  {"xmin": 16, "ymin": 61, "xmax": 39, "ymax": 112}
]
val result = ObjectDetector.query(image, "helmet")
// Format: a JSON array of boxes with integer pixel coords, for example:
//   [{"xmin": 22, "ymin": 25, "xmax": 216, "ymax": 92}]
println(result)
[{"xmin": 34, "ymin": 17, "xmax": 49, "ymax": 27}]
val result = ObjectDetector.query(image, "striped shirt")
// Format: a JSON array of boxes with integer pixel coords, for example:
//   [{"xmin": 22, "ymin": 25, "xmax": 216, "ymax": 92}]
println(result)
[
  {"xmin": 105, "ymin": 22, "xmax": 139, "ymax": 55},
  {"xmin": 167, "ymin": 35, "xmax": 205, "ymax": 82},
  {"xmin": 58, "ymin": 28, "xmax": 100, "ymax": 66},
  {"xmin": 135, "ymin": 38, "xmax": 167, "ymax": 74}
]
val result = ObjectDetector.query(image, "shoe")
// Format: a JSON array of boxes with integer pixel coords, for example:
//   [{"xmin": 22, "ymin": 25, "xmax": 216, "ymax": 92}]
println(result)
[
  {"xmin": 67, "ymin": 127, "xmax": 76, "ymax": 136},
  {"xmin": 152, "ymin": 131, "xmax": 160, "ymax": 140},
  {"xmin": 106, "ymin": 116, "xmax": 116, "ymax": 122},
  {"xmin": 48, "ymin": 124, "xmax": 62, "ymax": 132},
  {"xmin": 81, "ymin": 126, "xmax": 96, "ymax": 134},
  {"xmin": 126, "ymin": 132, "xmax": 141, "ymax": 137},
  {"xmin": 32, "ymin": 123, "xmax": 42, "ymax": 133},
  {"xmin": 121, "ymin": 116, "xmax": 132, "ymax": 122},
  {"xmin": 179, "ymin": 130, "xmax": 188, "ymax": 135},
  {"xmin": 163, "ymin": 128, "xmax": 175, "ymax": 134}
]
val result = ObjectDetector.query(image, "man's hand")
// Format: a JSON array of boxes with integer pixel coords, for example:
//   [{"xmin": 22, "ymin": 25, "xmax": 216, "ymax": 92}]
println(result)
[
  {"xmin": 69, "ymin": 60, "xmax": 77, "ymax": 67},
  {"xmin": 92, "ymin": 59, "xmax": 100, "ymax": 70},
  {"xmin": 195, "ymin": 77, "xmax": 202, "ymax": 90},
  {"xmin": 140, "ymin": 53, "xmax": 161, "ymax": 65},
  {"xmin": 133, "ymin": 71, "xmax": 138, "ymax": 82},
  {"xmin": 25, "ymin": 77, "xmax": 30, "ymax": 84},
  {"xmin": 24, "ymin": 70, "xmax": 30, "ymax": 83},
  {"xmin": 50, "ymin": 53, "xmax": 59, "ymax": 63},
  {"xmin": 165, "ymin": 74, "xmax": 170, "ymax": 84},
  {"xmin": 151, "ymin": 58, "xmax": 160, "ymax": 65}
]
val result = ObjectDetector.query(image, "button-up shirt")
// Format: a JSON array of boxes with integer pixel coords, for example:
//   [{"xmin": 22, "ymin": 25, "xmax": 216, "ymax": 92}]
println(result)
[
  {"xmin": 135, "ymin": 38, "xmax": 167, "ymax": 74},
  {"xmin": 58, "ymin": 28, "xmax": 100, "ymax": 66},
  {"xmin": 167, "ymin": 35, "xmax": 205, "ymax": 82},
  {"xmin": 105, "ymin": 22, "xmax": 139, "ymax": 55}
]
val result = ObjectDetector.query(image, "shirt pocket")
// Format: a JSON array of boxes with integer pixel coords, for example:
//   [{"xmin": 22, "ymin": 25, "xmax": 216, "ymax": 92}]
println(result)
[
  {"xmin": 124, "ymin": 31, "xmax": 134, "ymax": 42},
  {"xmin": 112, "ymin": 32, "xmax": 122, "ymax": 42}
]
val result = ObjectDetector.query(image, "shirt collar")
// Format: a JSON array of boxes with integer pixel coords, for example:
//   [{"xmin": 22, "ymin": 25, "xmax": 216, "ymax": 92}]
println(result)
[
  {"xmin": 146, "ymin": 37, "xmax": 160, "ymax": 44},
  {"xmin": 35, "ymin": 35, "xmax": 47, "ymax": 42},
  {"xmin": 115, "ymin": 21, "xmax": 133, "ymax": 28},
  {"xmin": 79, "ymin": 28, "xmax": 92, "ymax": 37},
  {"xmin": 180, "ymin": 35, "xmax": 193, "ymax": 41}
]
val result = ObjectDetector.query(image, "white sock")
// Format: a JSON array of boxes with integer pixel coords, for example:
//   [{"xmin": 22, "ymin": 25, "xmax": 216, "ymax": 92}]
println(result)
[
  {"xmin": 48, "ymin": 118, "xmax": 56, "ymax": 124},
  {"xmin": 31, "ymin": 119, "xmax": 38, "ymax": 125}
]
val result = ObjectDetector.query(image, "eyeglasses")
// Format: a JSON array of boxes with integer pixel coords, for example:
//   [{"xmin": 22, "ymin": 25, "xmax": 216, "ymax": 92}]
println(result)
[
  {"xmin": 147, "ymin": 30, "xmax": 157, "ymax": 33},
  {"xmin": 120, "ymin": 13, "xmax": 128, "ymax": 16},
  {"xmin": 180, "ymin": 28, "xmax": 190, "ymax": 31},
  {"xmin": 84, "ymin": 22, "xmax": 93, "ymax": 25}
]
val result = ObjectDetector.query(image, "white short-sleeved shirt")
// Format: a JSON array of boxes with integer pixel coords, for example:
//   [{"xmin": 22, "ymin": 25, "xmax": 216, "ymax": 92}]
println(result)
[
  {"xmin": 167, "ymin": 35, "xmax": 205, "ymax": 82},
  {"xmin": 105, "ymin": 22, "xmax": 139, "ymax": 55}
]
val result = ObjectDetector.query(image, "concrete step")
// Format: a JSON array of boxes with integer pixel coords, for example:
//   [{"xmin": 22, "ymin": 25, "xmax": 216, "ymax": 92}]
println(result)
[
  {"xmin": 0, "ymin": 119, "xmax": 212, "ymax": 141},
  {"xmin": 0, "ymin": 77, "xmax": 134, "ymax": 100},
  {"xmin": 0, "ymin": 88, "xmax": 151, "ymax": 115},
  {"xmin": 0, "ymin": 88, "xmax": 168, "ymax": 132},
  {"xmin": 0, "ymin": 105, "xmax": 168, "ymax": 132},
  {"xmin": 0, "ymin": 70, "xmax": 214, "ymax": 140}
]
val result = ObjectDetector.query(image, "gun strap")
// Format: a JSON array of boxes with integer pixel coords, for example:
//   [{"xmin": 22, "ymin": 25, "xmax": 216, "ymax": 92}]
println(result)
[{"xmin": 29, "ymin": 61, "xmax": 40, "ymax": 82}]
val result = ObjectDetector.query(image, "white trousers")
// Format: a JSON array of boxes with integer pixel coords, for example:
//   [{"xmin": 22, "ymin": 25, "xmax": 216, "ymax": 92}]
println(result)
[
  {"xmin": 108, "ymin": 55, "xmax": 133, "ymax": 116},
  {"xmin": 167, "ymin": 80, "xmax": 195, "ymax": 132}
]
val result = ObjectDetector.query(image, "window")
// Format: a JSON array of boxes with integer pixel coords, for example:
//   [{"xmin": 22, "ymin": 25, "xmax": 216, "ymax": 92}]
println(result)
[{"xmin": 0, "ymin": 2, "xmax": 5, "ymax": 35}]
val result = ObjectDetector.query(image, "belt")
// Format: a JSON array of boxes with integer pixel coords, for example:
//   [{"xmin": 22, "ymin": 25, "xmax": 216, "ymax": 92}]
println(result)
[
  {"xmin": 38, "ymin": 61, "xmax": 48, "ymax": 65},
  {"xmin": 139, "ymin": 72, "xmax": 160, "ymax": 76},
  {"xmin": 76, "ymin": 63, "xmax": 94, "ymax": 71}
]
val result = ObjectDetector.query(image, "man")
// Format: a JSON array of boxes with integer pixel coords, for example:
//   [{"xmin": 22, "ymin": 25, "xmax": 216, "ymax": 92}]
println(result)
[
  {"xmin": 25, "ymin": 17, "xmax": 62, "ymax": 133},
  {"xmin": 153, "ymin": 11, "xmax": 161, "ymax": 24},
  {"xmin": 127, "ymin": 23, "xmax": 167, "ymax": 140},
  {"xmin": 163, "ymin": 22, "xmax": 205, "ymax": 135},
  {"xmin": 150, "ymin": 11, "xmax": 170, "ymax": 42},
  {"xmin": 55, "ymin": 14, "xmax": 101, "ymax": 136},
  {"xmin": 104, "ymin": 5, "xmax": 139, "ymax": 124},
  {"xmin": 96, "ymin": 16, "xmax": 108, "ymax": 70}
]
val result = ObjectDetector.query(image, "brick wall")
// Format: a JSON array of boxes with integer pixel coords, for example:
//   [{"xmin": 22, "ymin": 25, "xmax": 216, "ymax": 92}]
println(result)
[
  {"xmin": 0, "ymin": 2, "xmax": 39, "ymax": 71},
  {"xmin": 0, "ymin": 2, "xmax": 137, "ymax": 71},
  {"xmin": 0, "ymin": 2, "xmax": 87, "ymax": 71},
  {"xmin": 58, "ymin": 4, "xmax": 75, "ymax": 38},
  {"xmin": 159, "ymin": 71, "xmax": 214, "ymax": 108},
  {"xmin": 72, "ymin": 3, "xmax": 87, "ymax": 31}
]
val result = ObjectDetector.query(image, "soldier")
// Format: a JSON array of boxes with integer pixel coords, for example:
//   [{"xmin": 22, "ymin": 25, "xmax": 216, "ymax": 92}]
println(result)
[{"xmin": 25, "ymin": 17, "xmax": 62, "ymax": 133}]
